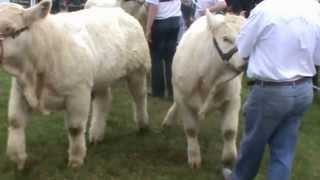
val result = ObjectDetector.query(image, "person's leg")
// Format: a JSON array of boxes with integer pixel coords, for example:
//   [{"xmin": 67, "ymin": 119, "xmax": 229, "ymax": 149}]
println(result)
[
  {"xmin": 232, "ymin": 85, "xmax": 293, "ymax": 180},
  {"xmin": 150, "ymin": 21, "xmax": 166, "ymax": 97},
  {"xmin": 231, "ymin": 86, "xmax": 269, "ymax": 180},
  {"xmin": 267, "ymin": 82, "xmax": 313, "ymax": 180},
  {"xmin": 163, "ymin": 17, "xmax": 180, "ymax": 98}
]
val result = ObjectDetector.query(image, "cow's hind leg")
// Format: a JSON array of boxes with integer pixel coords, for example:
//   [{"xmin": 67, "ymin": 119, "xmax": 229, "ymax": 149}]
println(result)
[
  {"xmin": 89, "ymin": 87, "xmax": 112, "ymax": 144},
  {"xmin": 220, "ymin": 97, "xmax": 241, "ymax": 169},
  {"xmin": 162, "ymin": 102, "xmax": 178, "ymax": 128},
  {"xmin": 180, "ymin": 103, "xmax": 201, "ymax": 168},
  {"xmin": 65, "ymin": 86, "xmax": 91, "ymax": 168},
  {"xmin": 6, "ymin": 79, "xmax": 32, "ymax": 170},
  {"xmin": 126, "ymin": 71, "xmax": 149, "ymax": 131}
]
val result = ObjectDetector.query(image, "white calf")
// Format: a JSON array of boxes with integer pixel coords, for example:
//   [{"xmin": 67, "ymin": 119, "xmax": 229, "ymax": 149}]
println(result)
[
  {"xmin": 0, "ymin": 0, "xmax": 150, "ymax": 169},
  {"xmin": 162, "ymin": 12, "xmax": 246, "ymax": 170}
]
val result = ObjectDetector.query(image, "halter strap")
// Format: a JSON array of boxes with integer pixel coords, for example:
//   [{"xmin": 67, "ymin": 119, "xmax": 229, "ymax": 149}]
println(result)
[{"xmin": 212, "ymin": 38, "xmax": 243, "ymax": 74}]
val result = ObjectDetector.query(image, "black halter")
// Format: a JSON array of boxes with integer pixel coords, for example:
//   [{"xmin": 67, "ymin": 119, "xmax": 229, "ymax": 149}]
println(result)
[
  {"xmin": 213, "ymin": 38, "xmax": 243, "ymax": 74},
  {"xmin": 10, "ymin": 26, "xmax": 29, "ymax": 39}
]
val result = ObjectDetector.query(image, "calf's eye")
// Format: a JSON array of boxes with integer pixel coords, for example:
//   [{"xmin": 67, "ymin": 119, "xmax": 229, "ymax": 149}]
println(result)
[
  {"xmin": 4, "ymin": 26, "xmax": 14, "ymax": 34},
  {"xmin": 222, "ymin": 36, "xmax": 234, "ymax": 44}
]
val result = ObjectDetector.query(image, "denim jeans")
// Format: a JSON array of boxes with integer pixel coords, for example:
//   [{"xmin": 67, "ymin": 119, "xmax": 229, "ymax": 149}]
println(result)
[
  {"xmin": 232, "ymin": 79, "xmax": 314, "ymax": 180},
  {"xmin": 150, "ymin": 16, "xmax": 180, "ymax": 97}
]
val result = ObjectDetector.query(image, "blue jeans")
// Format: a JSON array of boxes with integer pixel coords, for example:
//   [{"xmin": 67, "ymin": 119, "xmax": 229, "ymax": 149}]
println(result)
[
  {"xmin": 150, "ymin": 16, "xmax": 180, "ymax": 97},
  {"xmin": 232, "ymin": 79, "xmax": 314, "ymax": 180}
]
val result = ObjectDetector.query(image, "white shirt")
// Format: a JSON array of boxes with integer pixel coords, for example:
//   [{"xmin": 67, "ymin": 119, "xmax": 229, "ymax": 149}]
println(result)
[
  {"xmin": 195, "ymin": 0, "xmax": 225, "ymax": 18},
  {"xmin": 146, "ymin": 0, "xmax": 181, "ymax": 20},
  {"xmin": 236, "ymin": 0, "xmax": 320, "ymax": 81}
]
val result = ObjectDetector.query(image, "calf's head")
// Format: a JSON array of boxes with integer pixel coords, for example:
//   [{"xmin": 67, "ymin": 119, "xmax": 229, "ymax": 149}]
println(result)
[
  {"xmin": 0, "ymin": 0, "xmax": 52, "ymax": 66},
  {"xmin": 206, "ymin": 12, "xmax": 246, "ymax": 74}
]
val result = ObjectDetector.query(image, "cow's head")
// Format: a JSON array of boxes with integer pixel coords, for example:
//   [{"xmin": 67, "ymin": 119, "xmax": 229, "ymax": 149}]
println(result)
[
  {"xmin": 0, "ymin": 0, "xmax": 52, "ymax": 67},
  {"xmin": 206, "ymin": 11, "xmax": 246, "ymax": 74}
]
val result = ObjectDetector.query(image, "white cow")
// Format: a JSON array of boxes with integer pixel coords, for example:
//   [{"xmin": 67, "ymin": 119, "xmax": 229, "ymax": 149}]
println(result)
[
  {"xmin": 0, "ymin": 0, "xmax": 150, "ymax": 169},
  {"xmin": 162, "ymin": 12, "xmax": 246, "ymax": 170}
]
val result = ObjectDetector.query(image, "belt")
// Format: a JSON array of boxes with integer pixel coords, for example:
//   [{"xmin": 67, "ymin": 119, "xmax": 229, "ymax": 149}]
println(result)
[{"xmin": 249, "ymin": 77, "xmax": 312, "ymax": 86}]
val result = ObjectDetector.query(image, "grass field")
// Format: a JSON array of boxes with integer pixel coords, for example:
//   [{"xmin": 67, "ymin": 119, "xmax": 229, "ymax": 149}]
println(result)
[{"xmin": 0, "ymin": 70, "xmax": 319, "ymax": 180}]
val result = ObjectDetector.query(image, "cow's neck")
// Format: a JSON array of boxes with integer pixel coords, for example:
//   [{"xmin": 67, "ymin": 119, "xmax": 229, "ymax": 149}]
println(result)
[{"xmin": 25, "ymin": 19, "xmax": 65, "ymax": 73}]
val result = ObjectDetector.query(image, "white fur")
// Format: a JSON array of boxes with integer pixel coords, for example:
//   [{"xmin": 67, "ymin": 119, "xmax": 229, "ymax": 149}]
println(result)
[
  {"xmin": 162, "ymin": 12, "xmax": 246, "ymax": 169},
  {"xmin": 84, "ymin": 0, "xmax": 119, "ymax": 8},
  {"xmin": 1, "ymin": 0, "xmax": 150, "ymax": 169},
  {"xmin": 85, "ymin": 0, "xmax": 147, "ymax": 31}
]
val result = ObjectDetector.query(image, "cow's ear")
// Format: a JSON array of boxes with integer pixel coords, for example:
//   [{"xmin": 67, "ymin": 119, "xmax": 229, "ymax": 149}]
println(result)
[
  {"xmin": 206, "ymin": 10, "xmax": 224, "ymax": 32},
  {"xmin": 23, "ymin": 0, "xmax": 52, "ymax": 26}
]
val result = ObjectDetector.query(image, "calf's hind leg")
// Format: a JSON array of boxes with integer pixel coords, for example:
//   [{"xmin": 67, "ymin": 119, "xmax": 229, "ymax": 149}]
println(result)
[
  {"xmin": 89, "ymin": 87, "xmax": 112, "ymax": 144},
  {"xmin": 6, "ymin": 79, "xmax": 32, "ymax": 170},
  {"xmin": 126, "ymin": 71, "xmax": 149, "ymax": 131}
]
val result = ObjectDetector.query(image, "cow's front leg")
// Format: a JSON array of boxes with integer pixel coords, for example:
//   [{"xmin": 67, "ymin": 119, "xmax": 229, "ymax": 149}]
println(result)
[
  {"xmin": 6, "ymin": 78, "xmax": 32, "ymax": 170},
  {"xmin": 65, "ymin": 86, "xmax": 91, "ymax": 168},
  {"xmin": 18, "ymin": 71, "xmax": 39, "ymax": 110},
  {"xmin": 180, "ymin": 103, "xmax": 201, "ymax": 168},
  {"xmin": 220, "ymin": 97, "xmax": 241, "ymax": 170}
]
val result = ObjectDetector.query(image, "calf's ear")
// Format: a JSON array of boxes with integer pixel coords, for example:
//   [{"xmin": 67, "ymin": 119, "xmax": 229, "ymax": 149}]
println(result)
[
  {"xmin": 206, "ymin": 10, "xmax": 225, "ymax": 33},
  {"xmin": 23, "ymin": 0, "xmax": 52, "ymax": 26}
]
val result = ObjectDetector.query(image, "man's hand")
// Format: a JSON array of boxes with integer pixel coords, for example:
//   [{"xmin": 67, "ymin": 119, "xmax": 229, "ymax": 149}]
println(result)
[
  {"xmin": 145, "ymin": 3, "xmax": 158, "ymax": 43},
  {"xmin": 145, "ymin": 29, "xmax": 152, "ymax": 43}
]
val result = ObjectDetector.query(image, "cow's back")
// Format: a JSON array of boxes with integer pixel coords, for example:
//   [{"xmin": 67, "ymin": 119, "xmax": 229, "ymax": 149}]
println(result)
[{"xmin": 51, "ymin": 7, "xmax": 150, "ymax": 85}]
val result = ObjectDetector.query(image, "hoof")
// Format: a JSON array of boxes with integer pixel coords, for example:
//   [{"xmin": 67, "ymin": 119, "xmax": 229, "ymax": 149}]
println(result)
[
  {"xmin": 198, "ymin": 111, "xmax": 206, "ymax": 121},
  {"xmin": 89, "ymin": 131, "xmax": 105, "ymax": 145},
  {"xmin": 222, "ymin": 168, "xmax": 232, "ymax": 180},
  {"xmin": 7, "ymin": 150, "xmax": 27, "ymax": 171},
  {"xmin": 137, "ymin": 126, "xmax": 150, "ymax": 135},
  {"xmin": 161, "ymin": 120, "xmax": 175, "ymax": 129},
  {"xmin": 188, "ymin": 155, "xmax": 201, "ymax": 169},
  {"xmin": 161, "ymin": 122, "xmax": 170, "ymax": 129},
  {"xmin": 189, "ymin": 160, "xmax": 201, "ymax": 169},
  {"xmin": 68, "ymin": 159, "xmax": 83, "ymax": 168},
  {"xmin": 17, "ymin": 159, "xmax": 26, "ymax": 171}
]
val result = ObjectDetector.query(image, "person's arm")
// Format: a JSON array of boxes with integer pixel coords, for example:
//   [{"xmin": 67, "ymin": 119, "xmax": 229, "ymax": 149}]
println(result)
[
  {"xmin": 236, "ymin": 10, "xmax": 266, "ymax": 59},
  {"xmin": 314, "ymin": 35, "xmax": 320, "ymax": 66},
  {"xmin": 208, "ymin": 0, "xmax": 227, "ymax": 13},
  {"xmin": 145, "ymin": 2, "xmax": 158, "ymax": 42}
]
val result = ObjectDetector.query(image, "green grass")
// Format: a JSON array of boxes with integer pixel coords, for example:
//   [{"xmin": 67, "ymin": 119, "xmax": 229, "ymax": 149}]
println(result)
[{"xmin": 0, "ymin": 70, "xmax": 319, "ymax": 180}]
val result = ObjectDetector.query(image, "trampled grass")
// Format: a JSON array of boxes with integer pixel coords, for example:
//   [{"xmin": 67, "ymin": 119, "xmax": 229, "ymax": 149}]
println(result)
[{"xmin": 0, "ymin": 70, "xmax": 319, "ymax": 180}]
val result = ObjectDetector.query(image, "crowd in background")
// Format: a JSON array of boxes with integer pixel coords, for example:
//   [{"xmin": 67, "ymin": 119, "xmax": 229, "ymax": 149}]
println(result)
[{"xmin": 145, "ymin": 0, "xmax": 272, "ymax": 99}]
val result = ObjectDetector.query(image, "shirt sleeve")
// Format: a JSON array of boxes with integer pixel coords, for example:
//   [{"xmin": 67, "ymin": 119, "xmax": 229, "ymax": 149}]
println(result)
[
  {"xmin": 235, "ymin": 9, "xmax": 267, "ymax": 59},
  {"xmin": 146, "ymin": 0, "xmax": 159, "ymax": 5}
]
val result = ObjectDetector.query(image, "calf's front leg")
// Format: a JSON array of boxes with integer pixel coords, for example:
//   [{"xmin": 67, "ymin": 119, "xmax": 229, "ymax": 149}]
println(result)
[
  {"xmin": 220, "ymin": 97, "xmax": 241, "ymax": 169},
  {"xmin": 6, "ymin": 78, "xmax": 32, "ymax": 170},
  {"xmin": 180, "ymin": 103, "xmax": 201, "ymax": 168}
]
